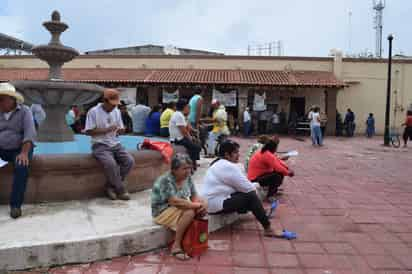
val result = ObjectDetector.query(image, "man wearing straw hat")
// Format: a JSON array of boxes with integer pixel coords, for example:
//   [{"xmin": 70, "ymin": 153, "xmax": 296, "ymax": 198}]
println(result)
[{"xmin": 0, "ymin": 82, "xmax": 36, "ymax": 218}]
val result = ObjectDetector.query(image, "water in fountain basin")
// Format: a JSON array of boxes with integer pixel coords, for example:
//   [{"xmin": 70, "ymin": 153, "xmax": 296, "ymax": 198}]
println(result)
[{"xmin": 34, "ymin": 134, "xmax": 166, "ymax": 154}]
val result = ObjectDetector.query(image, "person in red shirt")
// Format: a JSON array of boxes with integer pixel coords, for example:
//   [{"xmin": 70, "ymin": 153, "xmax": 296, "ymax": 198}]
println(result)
[
  {"xmin": 402, "ymin": 110, "xmax": 412, "ymax": 148},
  {"xmin": 247, "ymin": 137, "xmax": 294, "ymax": 200}
]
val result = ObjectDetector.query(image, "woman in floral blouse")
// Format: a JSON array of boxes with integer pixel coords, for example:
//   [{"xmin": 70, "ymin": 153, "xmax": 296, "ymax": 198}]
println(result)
[{"xmin": 151, "ymin": 153, "xmax": 207, "ymax": 260}]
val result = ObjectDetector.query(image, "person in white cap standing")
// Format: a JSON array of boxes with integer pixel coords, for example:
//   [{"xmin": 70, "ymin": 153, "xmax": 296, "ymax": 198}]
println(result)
[
  {"xmin": 206, "ymin": 99, "xmax": 230, "ymax": 157},
  {"xmin": 0, "ymin": 82, "xmax": 36, "ymax": 218}
]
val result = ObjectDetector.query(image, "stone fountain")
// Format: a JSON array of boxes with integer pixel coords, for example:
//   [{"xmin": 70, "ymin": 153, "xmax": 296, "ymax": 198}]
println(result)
[
  {"xmin": 11, "ymin": 10, "xmax": 104, "ymax": 142},
  {"xmin": 1, "ymin": 11, "xmax": 168, "ymax": 203}
]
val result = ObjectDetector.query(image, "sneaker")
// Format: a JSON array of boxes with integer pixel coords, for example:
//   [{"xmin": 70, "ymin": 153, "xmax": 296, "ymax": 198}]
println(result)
[
  {"xmin": 106, "ymin": 188, "xmax": 118, "ymax": 200},
  {"xmin": 10, "ymin": 207, "xmax": 22, "ymax": 219},
  {"xmin": 117, "ymin": 191, "xmax": 130, "ymax": 201}
]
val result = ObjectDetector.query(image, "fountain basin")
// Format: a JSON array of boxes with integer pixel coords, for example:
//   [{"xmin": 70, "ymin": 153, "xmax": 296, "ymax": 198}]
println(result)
[{"xmin": 0, "ymin": 136, "xmax": 170, "ymax": 204}]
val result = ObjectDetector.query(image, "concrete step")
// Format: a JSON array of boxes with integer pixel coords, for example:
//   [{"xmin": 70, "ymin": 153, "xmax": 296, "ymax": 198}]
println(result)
[{"xmin": 0, "ymin": 157, "xmax": 243, "ymax": 271}]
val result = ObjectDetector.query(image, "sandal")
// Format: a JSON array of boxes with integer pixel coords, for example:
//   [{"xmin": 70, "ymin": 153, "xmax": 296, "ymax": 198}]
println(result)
[
  {"xmin": 266, "ymin": 200, "xmax": 278, "ymax": 219},
  {"xmin": 264, "ymin": 229, "xmax": 297, "ymax": 240},
  {"xmin": 171, "ymin": 249, "xmax": 190, "ymax": 261}
]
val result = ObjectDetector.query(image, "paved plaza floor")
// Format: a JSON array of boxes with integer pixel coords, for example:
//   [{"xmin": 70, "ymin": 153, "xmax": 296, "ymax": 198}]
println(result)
[{"xmin": 16, "ymin": 136, "xmax": 412, "ymax": 274}]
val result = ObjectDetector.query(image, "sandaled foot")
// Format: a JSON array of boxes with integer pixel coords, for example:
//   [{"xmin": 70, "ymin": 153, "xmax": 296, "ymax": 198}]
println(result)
[
  {"xmin": 171, "ymin": 249, "xmax": 190, "ymax": 261},
  {"xmin": 264, "ymin": 228, "xmax": 297, "ymax": 240}
]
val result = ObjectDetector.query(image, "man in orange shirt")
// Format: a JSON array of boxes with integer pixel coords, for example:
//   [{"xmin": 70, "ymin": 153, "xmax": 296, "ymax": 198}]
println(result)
[{"xmin": 247, "ymin": 137, "xmax": 294, "ymax": 200}]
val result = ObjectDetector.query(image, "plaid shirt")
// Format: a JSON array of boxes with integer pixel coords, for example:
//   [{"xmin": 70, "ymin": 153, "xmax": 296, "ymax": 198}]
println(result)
[
  {"xmin": 244, "ymin": 143, "xmax": 263, "ymax": 172},
  {"xmin": 151, "ymin": 172, "xmax": 197, "ymax": 217}
]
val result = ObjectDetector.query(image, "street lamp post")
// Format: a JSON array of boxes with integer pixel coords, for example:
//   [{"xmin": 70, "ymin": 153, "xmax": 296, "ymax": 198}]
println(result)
[{"xmin": 384, "ymin": 34, "xmax": 393, "ymax": 146}]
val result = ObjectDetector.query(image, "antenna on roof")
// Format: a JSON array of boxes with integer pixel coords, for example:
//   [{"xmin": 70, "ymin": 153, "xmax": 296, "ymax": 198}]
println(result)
[{"xmin": 373, "ymin": 0, "xmax": 385, "ymax": 58}]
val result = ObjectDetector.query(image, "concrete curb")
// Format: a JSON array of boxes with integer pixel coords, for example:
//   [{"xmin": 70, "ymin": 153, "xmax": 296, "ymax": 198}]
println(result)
[{"xmin": 1, "ymin": 214, "xmax": 240, "ymax": 271}]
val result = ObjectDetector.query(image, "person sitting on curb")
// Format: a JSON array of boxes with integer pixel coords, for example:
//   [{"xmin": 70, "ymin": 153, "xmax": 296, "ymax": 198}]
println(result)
[
  {"xmin": 0, "ymin": 83, "xmax": 36, "ymax": 219},
  {"xmin": 85, "ymin": 89, "xmax": 135, "ymax": 200},
  {"xmin": 244, "ymin": 135, "xmax": 289, "ymax": 173},
  {"xmin": 151, "ymin": 153, "xmax": 207, "ymax": 260},
  {"xmin": 201, "ymin": 140, "xmax": 296, "ymax": 239},
  {"xmin": 248, "ymin": 137, "xmax": 294, "ymax": 201}
]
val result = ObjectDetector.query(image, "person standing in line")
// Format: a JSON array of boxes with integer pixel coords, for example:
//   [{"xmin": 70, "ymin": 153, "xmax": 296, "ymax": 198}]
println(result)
[
  {"xmin": 145, "ymin": 105, "xmax": 161, "ymax": 136},
  {"xmin": 320, "ymin": 111, "xmax": 328, "ymax": 137},
  {"xmin": 310, "ymin": 106, "xmax": 323, "ymax": 146},
  {"xmin": 0, "ymin": 83, "xmax": 36, "ymax": 218},
  {"xmin": 243, "ymin": 107, "xmax": 251, "ymax": 137},
  {"xmin": 271, "ymin": 111, "xmax": 280, "ymax": 134},
  {"xmin": 159, "ymin": 102, "xmax": 176, "ymax": 137},
  {"xmin": 308, "ymin": 106, "xmax": 315, "ymax": 145},
  {"xmin": 30, "ymin": 104, "xmax": 46, "ymax": 130},
  {"xmin": 366, "ymin": 113, "xmax": 375, "ymax": 138},
  {"xmin": 206, "ymin": 100, "xmax": 230, "ymax": 157},
  {"xmin": 131, "ymin": 101, "xmax": 151, "ymax": 135},
  {"xmin": 119, "ymin": 102, "xmax": 133, "ymax": 134},
  {"xmin": 402, "ymin": 110, "xmax": 412, "ymax": 147},
  {"xmin": 84, "ymin": 89, "xmax": 135, "ymax": 200},
  {"xmin": 188, "ymin": 91, "xmax": 203, "ymax": 129},
  {"xmin": 344, "ymin": 108, "xmax": 356, "ymax": 137}
]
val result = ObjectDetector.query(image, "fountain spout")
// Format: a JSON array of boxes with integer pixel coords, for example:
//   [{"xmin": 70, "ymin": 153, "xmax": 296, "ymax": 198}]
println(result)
[{"xmin": 32, "ymin": 10, "xmax": 79, "ymax": 80}]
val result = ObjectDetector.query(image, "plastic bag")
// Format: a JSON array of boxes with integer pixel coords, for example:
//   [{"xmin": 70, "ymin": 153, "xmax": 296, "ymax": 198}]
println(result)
[
  {"xmin": 140, "ymin": 139, "xmax": 174, "ymax": 163},
  {"xmin": 182, "ymin": 218, "xmax": 209, "ymax": 257}
]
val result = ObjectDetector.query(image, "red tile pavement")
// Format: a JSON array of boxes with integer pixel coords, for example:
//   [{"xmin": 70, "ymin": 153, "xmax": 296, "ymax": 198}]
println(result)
[{"xmin": 24, "ymin": 137, "xmax": 412, "ymax": 273}]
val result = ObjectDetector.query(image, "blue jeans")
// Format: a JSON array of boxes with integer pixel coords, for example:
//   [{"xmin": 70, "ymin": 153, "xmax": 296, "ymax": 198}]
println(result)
[
  {"xmin": 243, "ymin": 121, "xmax": 251, "ymax": 136},
  {"xmin": 0, "ymin": 147, "xmax": 33, "ymax": 208},
  {"xmin": 312, "ymin": 125, "xmax": 323, "ymax": 145}
]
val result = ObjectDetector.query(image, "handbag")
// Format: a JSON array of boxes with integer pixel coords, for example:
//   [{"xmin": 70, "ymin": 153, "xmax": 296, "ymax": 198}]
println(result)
[{"xmin": 182, "ymin": 218, "xmax": 209, "ymax": 257}]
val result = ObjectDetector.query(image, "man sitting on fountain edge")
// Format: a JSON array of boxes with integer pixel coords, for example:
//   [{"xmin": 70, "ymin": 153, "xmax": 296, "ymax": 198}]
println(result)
[
  {"xmin": 0, "ymin": 83, "xmax": 36, "ymax": 219},
  {"xmin": 85, "ymin": 88, "xmax": 135, "ymax": 200}
]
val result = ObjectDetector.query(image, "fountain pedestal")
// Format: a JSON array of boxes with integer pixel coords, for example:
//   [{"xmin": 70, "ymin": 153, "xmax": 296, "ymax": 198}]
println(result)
[{"xmin": 38, "ymin": 104, "xmax": 74, "ymax": 142}]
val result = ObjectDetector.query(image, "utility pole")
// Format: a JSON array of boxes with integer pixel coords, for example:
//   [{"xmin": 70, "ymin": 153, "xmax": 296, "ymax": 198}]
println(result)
[{"xmin": 384, "ymin": 34, "xmax": 393, "ymax": 146}]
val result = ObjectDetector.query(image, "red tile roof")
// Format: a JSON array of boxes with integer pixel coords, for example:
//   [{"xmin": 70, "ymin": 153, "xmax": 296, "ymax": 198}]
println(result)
[{"xmin": 0, "ymin": 68, "xmax": 344, "ymax": 87}]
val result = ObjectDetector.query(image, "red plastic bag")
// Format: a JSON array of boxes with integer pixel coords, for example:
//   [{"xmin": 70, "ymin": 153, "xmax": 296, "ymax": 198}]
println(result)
[
  {"xmin": 140, "ymin": 139, "xmax": 174, "ymax": 163},
  {"xmin": 182, "ymin": 218, "xmax": 209, "ymax": 257}
]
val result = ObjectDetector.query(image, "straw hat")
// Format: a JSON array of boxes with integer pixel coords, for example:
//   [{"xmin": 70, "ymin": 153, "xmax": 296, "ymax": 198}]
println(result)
[{"xmin": 0, "ymin": 83, "xmax": 24, "ymax": 104}]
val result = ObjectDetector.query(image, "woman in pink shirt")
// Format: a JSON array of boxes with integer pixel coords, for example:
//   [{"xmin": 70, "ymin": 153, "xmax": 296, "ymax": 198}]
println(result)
[{"xmin": 247, "ymin": 137, "xmax": 294, "ymax": 200}]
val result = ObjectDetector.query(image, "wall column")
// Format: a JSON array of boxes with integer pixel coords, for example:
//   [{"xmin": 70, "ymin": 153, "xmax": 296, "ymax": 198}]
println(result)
[
  {"xmin": 325, "ymin": 89, "xmax": 338, "ymax": 135},
  {"xmin": 238, "ymin": 87, "xmax": 249, "ymax": 130},
  {"xmin": 147, "ymin": 86, "xmax": 160, "ymax": 107}
]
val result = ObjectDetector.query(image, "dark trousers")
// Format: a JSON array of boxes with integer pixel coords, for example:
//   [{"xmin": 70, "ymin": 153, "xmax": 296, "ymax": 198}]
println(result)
[
  {"xmin": 243, "ymin": 121, "xmax": 251, "ymax": 137},
  {"xmin": 253, "ymin": 172, "xmax": 284, "ymax": 197},
  {"xmin": 220, "ymin": 191, "xmax": 270, "ymax": 229},
  {"xmin": 159, "ymin": 127, "xmax": 170, "ymax": 137},
  {"xmin": 175, "ymin": 137, "xmax": 201, "ymax": 164},
  {"xmin": 0, "ymin": 147, "xmax": 33, "ymax": 208},
  {"xmin": 92, "ymin": 143, "xmax": 135, "ymax": 194},
  {"xmin": 403, "ymin": 126, "xmax": 412, "ymax": 144},
  {"xmin": 258, "ymin": 120, "xmax": 267, "ymax": 134}
]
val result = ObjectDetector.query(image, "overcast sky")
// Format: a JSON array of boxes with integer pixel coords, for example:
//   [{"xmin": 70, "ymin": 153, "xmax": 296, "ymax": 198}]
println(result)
[{"xmin": 0, "ymin": 0, "xmax": 411, "ymax": 57}]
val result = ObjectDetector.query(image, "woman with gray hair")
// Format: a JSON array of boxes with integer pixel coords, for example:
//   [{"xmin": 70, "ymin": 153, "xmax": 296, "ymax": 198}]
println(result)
[{"xmin": 151, "ymin": 153, "xmax": 207, "ymax": 260}]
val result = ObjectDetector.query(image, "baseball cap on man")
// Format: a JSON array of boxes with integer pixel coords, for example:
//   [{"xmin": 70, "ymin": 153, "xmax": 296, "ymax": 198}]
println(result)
[{"xmin": 103, "ymin": 89, "xmax": 121, "ymax": 106}]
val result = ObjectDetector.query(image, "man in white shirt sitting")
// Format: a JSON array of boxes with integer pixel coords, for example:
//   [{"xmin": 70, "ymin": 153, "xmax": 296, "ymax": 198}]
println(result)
[
  {"xmin": 169, "ymin": 99, "xmax": 201, "ymax": 171},
  {"xmin": 85, "ymin": 89, "xmax": 135, "ymax": 200}
]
